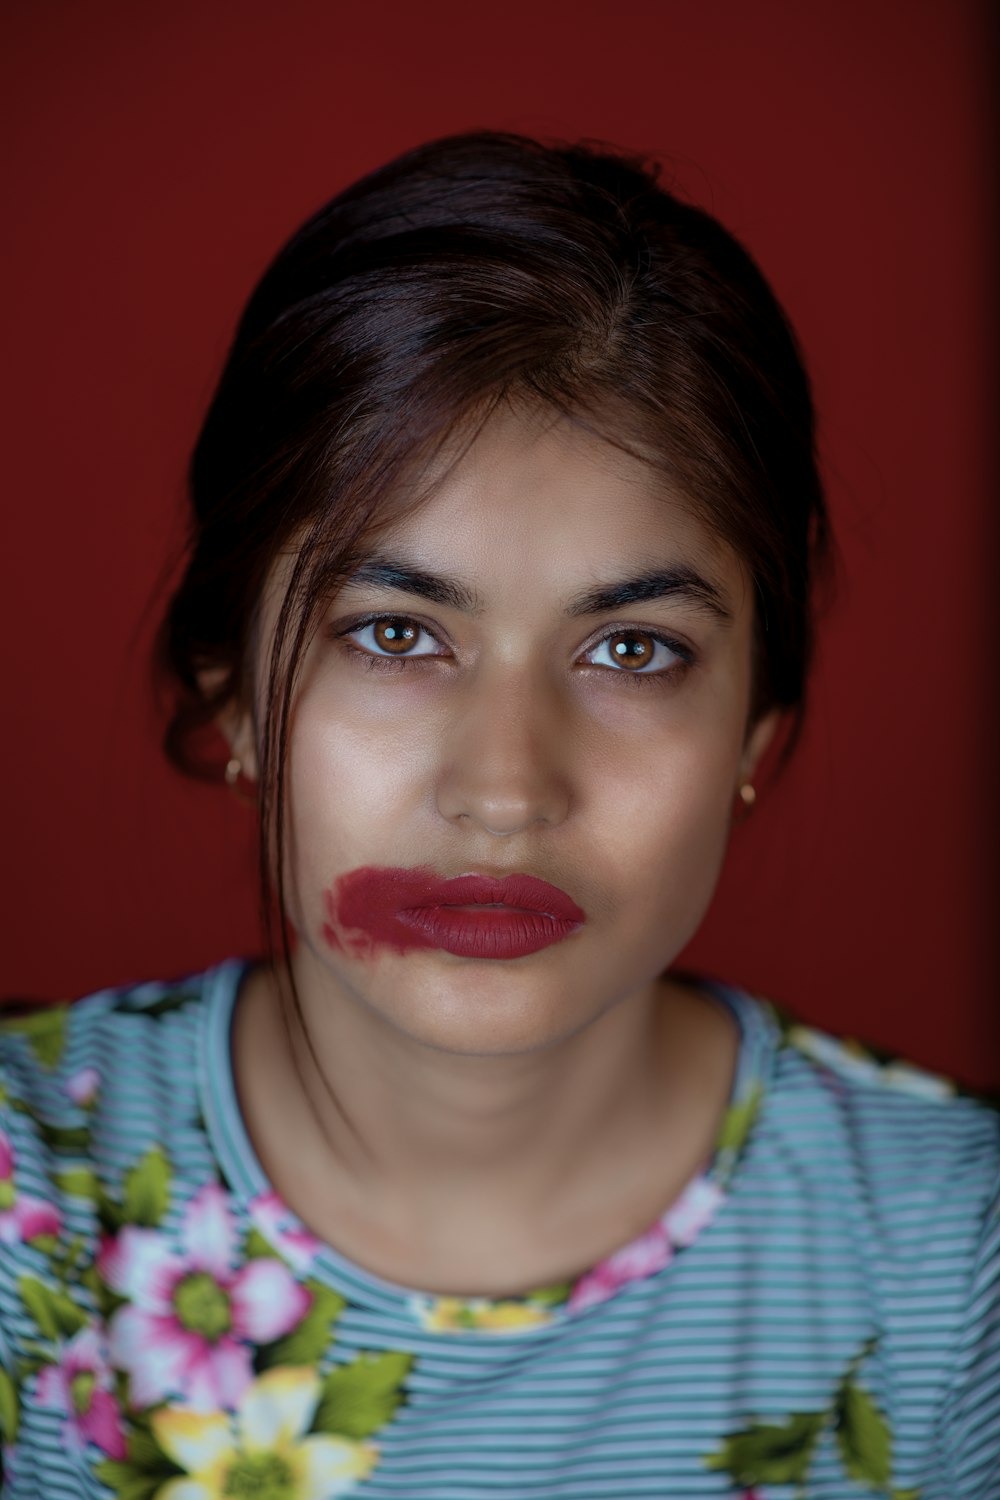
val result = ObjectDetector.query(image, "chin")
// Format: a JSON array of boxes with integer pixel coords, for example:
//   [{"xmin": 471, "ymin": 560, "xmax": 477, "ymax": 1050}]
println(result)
[{"xmin": 372, "ymin": 970, "xmax": 598, "ymax": 1057}]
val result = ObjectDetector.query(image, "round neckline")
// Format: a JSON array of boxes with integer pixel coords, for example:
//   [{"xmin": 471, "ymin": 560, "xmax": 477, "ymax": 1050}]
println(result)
[{"xmin": 198, "ymin": 956, "xmax": 776, "ymax": 1334}]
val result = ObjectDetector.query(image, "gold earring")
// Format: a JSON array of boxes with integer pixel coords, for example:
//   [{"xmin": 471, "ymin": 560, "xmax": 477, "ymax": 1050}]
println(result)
[
  {"xmin": 224, "ymin": 756, "xmax": 256, "ymax": 805},
  {"xmin": 737, "ymin": 782, "xmax": 756, "ymax": 820}
]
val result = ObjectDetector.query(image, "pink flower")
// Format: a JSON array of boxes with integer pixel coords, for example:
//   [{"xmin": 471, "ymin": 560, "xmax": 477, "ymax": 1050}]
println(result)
[
  {"xmin": 64, "ymin": 1066, "xmax": 100, "ymax": 1107},
  {"xmin": 568, "ymin": 1222, "xmax": 673, "ymax": 1313},
  {"xmin": 98, "ymin": 1181, "xmax": 311, "ymax": 1412},
  {"xmin": 247, "ymin": 1190, "xmax": 321, "ymax": 1275},
  {"xmin": 35, "ymin": 1326, "xmax": 126, "ymax": 1458},
  {"xmin": 0, "ymin": 1128, "xmax": 62, "ymax": 1245},
  {"xmin": 660, "ymin": 1174, "xmax": 725, "ymax": 1247},
  {"xmin": 567, "ymin": 1174, "xmax": 726, "ymax": 1315}
]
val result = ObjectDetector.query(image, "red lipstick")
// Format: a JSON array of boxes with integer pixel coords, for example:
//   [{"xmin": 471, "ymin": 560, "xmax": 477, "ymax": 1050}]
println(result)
[{"xmin": 323, "ymin": 865, "xmax": 586, "ymax": 961}]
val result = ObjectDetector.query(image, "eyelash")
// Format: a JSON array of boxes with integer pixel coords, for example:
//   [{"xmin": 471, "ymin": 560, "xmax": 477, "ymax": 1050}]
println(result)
[{"xmin": 331, "ymin": 613, "xmax": 696, "ymax": 688}]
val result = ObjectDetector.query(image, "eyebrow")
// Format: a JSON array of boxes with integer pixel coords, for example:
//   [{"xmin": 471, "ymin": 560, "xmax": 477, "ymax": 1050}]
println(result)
[{"xmin": 342, "ymin": 554, "xmax": 733, "ymax": 623}]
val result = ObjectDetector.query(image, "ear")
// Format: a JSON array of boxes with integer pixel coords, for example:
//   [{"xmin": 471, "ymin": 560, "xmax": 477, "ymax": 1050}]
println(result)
[
  {"xmin": 197, "ymin": 668, "xmax": 260, "ymax": 783},
  {"xmin": 738, "ymin": 707, "xmax": 781, "ymax": 787}
]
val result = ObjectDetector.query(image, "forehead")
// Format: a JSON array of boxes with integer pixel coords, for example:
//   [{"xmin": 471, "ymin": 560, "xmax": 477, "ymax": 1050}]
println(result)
[{"xmin": 366, "ymin": 405, "xmax": 750, "ymax": 614}]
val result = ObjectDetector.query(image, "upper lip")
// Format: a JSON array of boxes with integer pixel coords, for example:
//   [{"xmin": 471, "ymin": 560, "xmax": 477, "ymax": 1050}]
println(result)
[{"xmin": 400, "ymin": 872, "xmax": 585, "ymax": 923}]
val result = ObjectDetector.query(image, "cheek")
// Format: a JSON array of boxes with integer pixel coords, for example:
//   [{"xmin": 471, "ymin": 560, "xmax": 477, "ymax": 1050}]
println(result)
[
  {"xmin": 585, "ymin": 716, "xmax": 743, "ymax": 947},
  {"xmin": 280, "ymin": 695, "xmax": 437, "ymax": 913},
  {"xmin": 610, "ymin": 758, "xmax": 735, "ymax": 869}
]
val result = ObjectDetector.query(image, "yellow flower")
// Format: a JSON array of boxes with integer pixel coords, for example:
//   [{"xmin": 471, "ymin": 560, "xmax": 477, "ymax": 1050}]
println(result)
[
  {"xmin": 151, "ymin": 1366, "xmax": 378, "ymax": 1499},
  {"xmin": 414, "ymin": 1296, "xmax": 470, "ymax": 1332},
  {"xmin": 412, "ymin": 1295, "xmax": 553, "ymax": 1333},
  {"xmin": 469, "ymin": 1301, "xmax": 553, "ymax": 1331}
]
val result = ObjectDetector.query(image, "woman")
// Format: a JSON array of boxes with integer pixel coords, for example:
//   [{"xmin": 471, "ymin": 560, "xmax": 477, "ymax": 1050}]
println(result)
[{"xmin": 0, "ymin": 132, "xmax": 996, "ymax": 1499}]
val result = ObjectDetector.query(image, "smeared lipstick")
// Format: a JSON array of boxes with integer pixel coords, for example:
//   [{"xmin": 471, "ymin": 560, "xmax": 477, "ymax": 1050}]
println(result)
[{"xmin": 322, "ymin": 865, "xmax": 586, "ymax": 960}]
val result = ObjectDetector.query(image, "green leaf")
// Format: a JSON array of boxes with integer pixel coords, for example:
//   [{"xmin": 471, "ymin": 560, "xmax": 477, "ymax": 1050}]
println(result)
[
  {"xmin": 17, "ymin": 1275, "xmax": 88, "ymax": 1340},
  {"xmin": 126, "ymin": 1420, "xmax": 182, "ymax": 1475},
  {"xmin": 53, "ymin": 1167, "xmax": 100, "ymax": 1200},
  {"xmin": 97, "ymin": 1182, "xmax": 126, "ymax": 1234},
  {"xmin": 313, "ymin": 1351, "xmax": 413, "ymax": 1439},
  {"xmin": 122, "ymin": 1147, "xmax": 171, "ymax": 1227},
  {"xmin": 715, "ymin": 1081, "xmax": 764, "ymax": 1156},
  {"xmin": 525, "ymin": 1281, "xmax": 573, "ymax": 1308},
  {"xmin": 35, "ymin": 1120, "xmax": 91, "ymax": 1154},
  {"xmin": 0, "ymin": 1367, "xmax": 19, "ymax": 1444},
  {"xmin": 892, "ymin": 1489, "xmax": 922, "ymax": 1499},
  {"xmin": 20, "ymin": 1340, "xmax": 53, "ymax": 1362},
  {"xmin": 257, "ymin": 1281, "xmax": 345, "ymax": 1368},
  {"xmin": 126, "ymin": 1427, "xmax": 166, "ymax": 1470},
  {"xmin": 52, "ymin": 1288, "xmax": 89, "ymax": 1336},
  {"xmin": 17, "ymin": 1276, "xmax": 61, "ymax": 1340},
  {"xmin": 244, "ymin": 1226, "xmax": 275, "ymax": 1260},
  {"xmin": 704, "ymin": 1411, "xmax": 826, "ymax": 1485},
  {"xmin": 120, "ymin": 1480, "xmax": 164, "ymax": 1500},
  {"xmin": 0, "ymin": 1006, "xmax": 68, "ymax": 1068},
  {"xmin": 93, "ymin": 1459, "xmax": 164, "ymax": 1500},
  {"xmin": 81, "ymin": 1260, "xmax": 104, "ymax": 1300},
  {"xmin": 836, "ymin": 1378, "xmax": 893, "ymax": 1489},
  {"xmin": 25, "ymin": 1233, "xmax": 60, "ymax": 1256},
  {"xmin": 52, "ymin": 1234, "xmax": 87, "ymax": 1276}
]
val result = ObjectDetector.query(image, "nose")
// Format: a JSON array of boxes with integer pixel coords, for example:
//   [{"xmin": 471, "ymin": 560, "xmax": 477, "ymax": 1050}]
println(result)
[{"xmin": 435, "ymin": 663, "xmax": 572, "ymax": 837}]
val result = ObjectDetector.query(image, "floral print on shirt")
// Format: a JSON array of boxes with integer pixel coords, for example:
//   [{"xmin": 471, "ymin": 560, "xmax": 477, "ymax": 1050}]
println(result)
[
  {"xmin": 0, "ymin": 980, "xmax": 757, "ymax": 1496},
  {"xmin": 0, "ymin": 1015, "xmax": 411, "ymax": 1499},
  {"xmin": 0, "ymin": 981, "xmax": 972, "ymax": 1497},
  {"xmin": 703, "ymin": 1337, "xmax": 921, "ymax": 1499}
]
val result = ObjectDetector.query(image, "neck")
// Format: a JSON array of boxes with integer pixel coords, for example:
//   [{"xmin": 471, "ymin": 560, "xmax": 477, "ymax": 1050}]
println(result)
[{"xmin": 232, "ymin": 951, "xmax": 737, "ymax": 1295}]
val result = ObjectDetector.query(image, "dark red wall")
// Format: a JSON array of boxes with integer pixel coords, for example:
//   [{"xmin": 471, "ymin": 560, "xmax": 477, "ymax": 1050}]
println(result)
[{"xmin": 2, "ymin": 0, "xmax": 995, "ymax": 1087}]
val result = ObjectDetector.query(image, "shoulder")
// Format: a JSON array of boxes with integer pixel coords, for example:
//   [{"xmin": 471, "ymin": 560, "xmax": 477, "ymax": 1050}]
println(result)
[
  {"xmin": 750, "ymin": 995, "xmax": 999, "ymax": 1253},
  {"xmin": 0, "ymin": 961, "xmax": 244, "ymax": 1267},
  {"xmin": 0, "ymin": 962, "xmax": 234, "ymax": 1120},
  {"xmin": 768, "ymin": 1004, "xmax": 998, "ymax": 1141}
]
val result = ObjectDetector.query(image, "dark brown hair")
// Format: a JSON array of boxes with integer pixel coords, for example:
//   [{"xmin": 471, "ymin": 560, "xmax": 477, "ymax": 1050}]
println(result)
[{"xmin": 157, "ymin": 129, "xmax": 830, "ymax": 958}]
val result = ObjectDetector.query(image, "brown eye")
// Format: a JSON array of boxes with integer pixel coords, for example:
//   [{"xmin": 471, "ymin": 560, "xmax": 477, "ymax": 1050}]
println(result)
[
  {"xmin": 584, "ymin": 629, "xmax": 689, "ymax": 678},
  {"xmin": 606, "ymin": 631, "xmax": 657, "ymax": 669},
  {"xmin": 372, "ymin": 619, "xmax": 420, "ymax": 654},
  {"xmin": 340, "ymin": 616, "xmax": 445, "ymax": 661}
]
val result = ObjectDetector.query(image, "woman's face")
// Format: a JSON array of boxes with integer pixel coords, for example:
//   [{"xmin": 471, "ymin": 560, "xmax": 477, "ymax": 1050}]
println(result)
[{"xmin": 241, "ymin": 406, "xmax": 776, "ymax": 1055}]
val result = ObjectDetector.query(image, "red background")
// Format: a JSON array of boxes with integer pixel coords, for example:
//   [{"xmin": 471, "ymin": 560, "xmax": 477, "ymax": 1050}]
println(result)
[{"xmin": 1, "ymin": 1, "xmax": 996, "ymax": 1087}]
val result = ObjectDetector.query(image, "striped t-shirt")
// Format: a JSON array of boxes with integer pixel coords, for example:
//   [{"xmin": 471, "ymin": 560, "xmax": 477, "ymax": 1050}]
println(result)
[{"xmin": 0, "ymin": 958, "xmax": 997, "ymax": 1499}]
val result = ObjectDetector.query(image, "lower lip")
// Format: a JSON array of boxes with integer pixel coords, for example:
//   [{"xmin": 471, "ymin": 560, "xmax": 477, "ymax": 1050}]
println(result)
[
  {"xmin": 322, "ymin": 866, "xmax": 584, "ymax": 960},
  {"xmin": 397, "ymin": 905, "xmax": 578, "ymax": 959}
]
